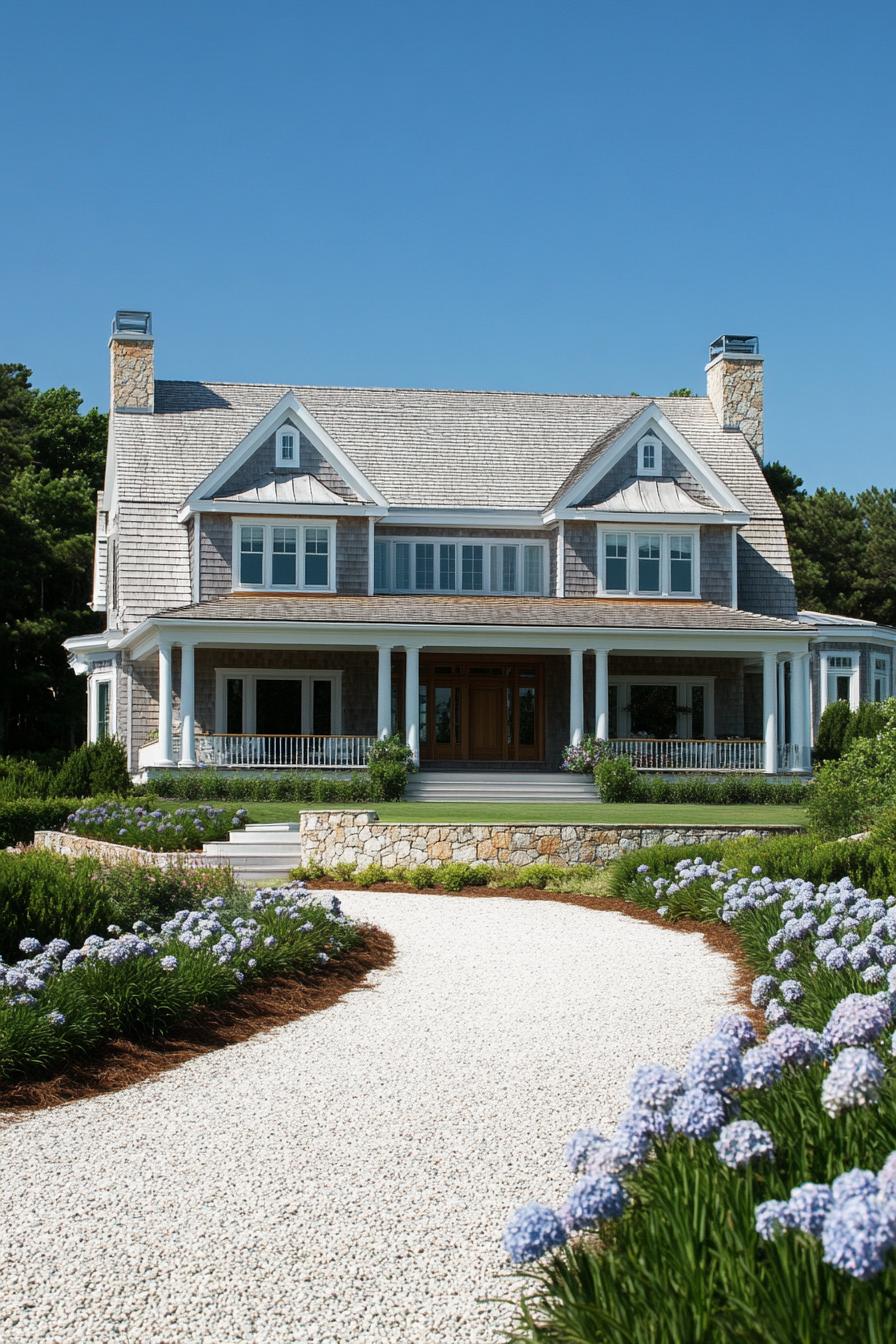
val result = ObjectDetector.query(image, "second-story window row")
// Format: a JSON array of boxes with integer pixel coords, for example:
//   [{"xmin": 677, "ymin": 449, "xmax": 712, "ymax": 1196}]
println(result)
[{"xmin": 374, "ymin": 538, "xmax": 546, "ymax": 596}]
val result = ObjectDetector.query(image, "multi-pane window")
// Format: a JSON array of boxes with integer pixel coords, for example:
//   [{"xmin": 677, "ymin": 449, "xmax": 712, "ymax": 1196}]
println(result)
[
  {"xmin": 96, "ymin": 680, "xmax": 111, "ymax": 741},
  {"xmin": 235, "ymin": 522, "xmax": 333, "ymax": 591},
  {"xmin": 600, "ymin": 529, "xmax": 698, "ymax": 597},
  {"xmin": 604, "ymin": 534, "xmax": 628, "ymax": 592},
  {"xmin": 304, "ymin": 529, "xmax": 329, "ymax": 586},
  {"xmin": 874, "ymin": 656, "xmax": 891, "ymax": 703},
  {"xmin": 462, "ymin": 544, "xmax": 484, "ymax": 591},
  {"xmin": 825, "ymin": 654, "xmax": 857, "ymax": 710},
  {"xmin": 637, "ymin": 433, "xmax": 661, "ymax": 476},
  {"xmin": 276, "ymin": 426, "xmax": 298, "ymax": 466},
  {"xmin": 415, "ymin": 543, "xmax": 435, "ymax": 590},
  {"xmin": 637, "ymin": 535, "xmax": 661, "ymax": 593},
  {"xmin": 272, "ymin": 527, "xmax": 297, "ymax": 585},
  {"xmin": 240, "ymin": 527, "xmax": 265, "ymax": 585},
  {"xmin": 669, "ymin": 535, "xmax": 693, "ymax": 594},
  {"xmin": 373, "ymin": 537, "xmax": 546, "ymax": 595}
]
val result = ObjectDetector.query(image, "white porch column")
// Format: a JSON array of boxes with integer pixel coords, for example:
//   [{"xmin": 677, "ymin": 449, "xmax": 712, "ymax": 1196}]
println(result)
[
  {"xmin": 377, "ymin": 644, "xmax": 392, "ymax": 739},
  {"xmin": 569, "ymin": 647, "xmax": 584, "ymax": 747},
  {"xmin": 594, "ymin": 645, "xmax": 609, "ymax": 740},
  {"xmin": 158, "ymin": 641, "xmax": 174, "ymax": 766},
  {"xmin": 178, "ymin": 642, "xmax": 196, "ymax": 768},
  {"xmin": 791, "ymin": 653, "xmax": 809, "ymax": 772},
  {"xmin": 777, "ymin": 659, "xmax": 786, "ymax": 755},
  {"xmin": 405, "ymin": 644, "xmax": 420, "ymax": 765},
  {"xmin": 762, "ymin": 651, "xmax": 778, "ymax": 776}
]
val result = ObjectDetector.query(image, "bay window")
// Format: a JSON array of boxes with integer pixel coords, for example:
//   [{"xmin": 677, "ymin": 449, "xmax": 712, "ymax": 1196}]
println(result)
[
  {"xmin": 233, "ymin": 520, "xmax": 334, "ymax": 592},
  {"xmin": 372, "ymin": 536, "xmax": 547, "ymax": 595},
  {"xmin": 599, "ymin": 528, "xmax": 699, "ymax": 598},
  {"xmin": 873, "ymin": 655, "xmax": 891, "ymax": 703}
]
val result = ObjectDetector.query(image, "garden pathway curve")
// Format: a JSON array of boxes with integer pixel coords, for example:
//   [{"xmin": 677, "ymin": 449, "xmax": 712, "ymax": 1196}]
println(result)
[{"xmin": 0, "ymin": 890, "xmax": 735, "ymax": 1344}]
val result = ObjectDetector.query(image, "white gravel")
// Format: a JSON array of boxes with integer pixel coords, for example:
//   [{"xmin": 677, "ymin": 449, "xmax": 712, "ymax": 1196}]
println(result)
[{"xmin": 0, "ymin": 890, "xmax": 735, "ymax": 1344}]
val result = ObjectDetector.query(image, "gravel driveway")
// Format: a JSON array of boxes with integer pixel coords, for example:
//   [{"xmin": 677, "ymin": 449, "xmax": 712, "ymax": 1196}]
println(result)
[{"xmin": 0, "ymin": 891, "xmax": 735, "ymax": 1344}]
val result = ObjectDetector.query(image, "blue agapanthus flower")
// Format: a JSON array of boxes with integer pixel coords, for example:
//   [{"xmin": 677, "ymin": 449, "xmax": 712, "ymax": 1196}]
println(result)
[
  {"xmin": 821, "ymin": 1047, "xmax": 885, "ymax": 1117},
  {"xmin": 684, "ymin": 1035, "xmax": 743, "ymax": 1092},
  {"xmin": 766, "ymin": 1024, "xmax": 826, "ymax": 1070},
  {"xmin": 503, "ymin": 1202, "xmax": 567, "ymax": 1263},
  {"xmin": 670, "ymin": 1086, "xmax": 727, "ymax": 1140},
  {"xmin": 831, "ymin": 1169, "xmax": 879, "ymax": 1204},
  {"xmin": 750, "ymin": 975, "xmax": 778, "ymax": 1008},
  {"xmin": 779, "ymin": 979, "xmax": 804, "ymax": 1004},
  {"xmin": 45, "ymin": 1010, "xmax": 66, "ymax": 1027},
  {"xmin": 764, "ymin": 1000, "xmax": 790, "ymax": 1026},
  {"xmin": 824, "ymin": 993, "xmax": 892, "ymax": 1049},
  {"xmin": 714, "ymin": 1120, "xmax": 775, "ymax": 1169},
  {"xmin": 18, "ymin": 938, "xmax": 42, "ymax": 955},
  {"xmin": 560, "ymin": 1174, "xmax": 628, "ymax": 1231},
  {"xmin": 788, "ymin": 1182, "xmax": 833, "ymax": 1236},
  {"xmin": 822, "ymin": 1197, "xmax": 892, "ymax": 1279},
  {"xmin": 715, "ymin": 1014, "xmax": 757, "ymax": 1049},
  {"xmin": 755, "ymin": 1199, "xmax": 794, "ymax": 1241},
  {"xmin": 628, "ymin": 1063, "xmax": 684, "ymax": 1113},
  {"xmin": 740, "ymin": 1044, "xmax": 783, "ymax": 1091},
  {"xmin": 564, "ymin": 1128, "xmax": 606, "ymax": 1174}
]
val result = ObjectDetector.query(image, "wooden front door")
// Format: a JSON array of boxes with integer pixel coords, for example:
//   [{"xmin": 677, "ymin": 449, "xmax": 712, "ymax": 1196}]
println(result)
[
  {"xmin": 469, "ymin": 685, "xmax": 503, "ymax": 760},
  {"xmin": 419, "ymin": 657, "xmax": 544, "ymax": 764}
]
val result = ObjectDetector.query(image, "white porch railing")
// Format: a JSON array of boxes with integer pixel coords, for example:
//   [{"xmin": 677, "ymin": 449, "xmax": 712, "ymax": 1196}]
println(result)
[
  {"xmin": 606, "ymin": 739, "xmax": 767, "ymax": 772},
  {"xmin": 195, "ymin": 733, "xmax": 376, "ymax": 770}
]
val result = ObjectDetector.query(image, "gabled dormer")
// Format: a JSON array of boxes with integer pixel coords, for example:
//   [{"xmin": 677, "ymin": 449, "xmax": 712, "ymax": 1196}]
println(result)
[{"xmin": 178, "ymin": 391, "xmax": 388, "ymax": 522}]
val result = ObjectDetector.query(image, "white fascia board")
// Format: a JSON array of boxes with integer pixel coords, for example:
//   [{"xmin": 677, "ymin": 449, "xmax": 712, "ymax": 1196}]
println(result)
[
  {"xmin": 180, "ymin": 391, "xmax": 389, "ymax": 517},
  {"xmin": 549, "ymin": 403, "xmax": 747, "ymax": 517},
  {"xmin": 122, "ymin": 616, "xmax": 811, "ymax": 661},
  {"xmin": 549, "ymin": 508, "xmax": 749, "ymax": 526},
  {"xmin": 383, "ymin": 508, "xmax": 545, "ymax": 529},
  {"xmin": 179, "ymin": 499, "xmax": 387, "ymax": 522},
  {"xmin": 808, "ymin": 625, "xmax": 896, "ymax": 644},
  {"xmin": 63, "ymin": 630, "xmax": 122, "ymax": 655}
]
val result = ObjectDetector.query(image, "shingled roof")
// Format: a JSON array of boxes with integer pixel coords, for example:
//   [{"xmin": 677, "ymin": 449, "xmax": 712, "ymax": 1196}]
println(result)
[{"xmin": 153, "ymin": 593, "xmax": 807, "ymax": 632}]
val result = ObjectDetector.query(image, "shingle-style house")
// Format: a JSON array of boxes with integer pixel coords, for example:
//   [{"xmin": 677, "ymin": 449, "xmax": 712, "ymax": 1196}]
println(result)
[{"xmin": 65, "ymin": 313, "xmax": 895, "ymax": 780}]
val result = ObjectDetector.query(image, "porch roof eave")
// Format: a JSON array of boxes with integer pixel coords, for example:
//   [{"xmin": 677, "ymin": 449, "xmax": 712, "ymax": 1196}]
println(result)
[{"xmin": 119, "ymin": 611, "xmax": 816, "ymax": 663}]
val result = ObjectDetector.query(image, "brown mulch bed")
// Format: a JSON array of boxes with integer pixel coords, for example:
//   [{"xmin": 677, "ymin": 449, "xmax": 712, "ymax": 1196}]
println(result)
[
  {"xmin": 0, "ymin": 925, "xmax": 394, "ymax": 1116},
  {"xmin": 305, "ymin": 878, "xmax": 758, "ymax": 1030}
]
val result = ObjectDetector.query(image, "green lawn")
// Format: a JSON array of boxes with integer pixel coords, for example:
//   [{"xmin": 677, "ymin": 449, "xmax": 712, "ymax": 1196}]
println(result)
[{"xmin": 167, "ymin": 800, "xmax": 807, "ymax": 827}]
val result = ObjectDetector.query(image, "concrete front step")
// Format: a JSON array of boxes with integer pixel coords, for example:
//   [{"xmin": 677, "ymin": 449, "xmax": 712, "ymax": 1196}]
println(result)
[{"xmin": 406, "ymin": 771, "xmax": 596, "ymax": 803}]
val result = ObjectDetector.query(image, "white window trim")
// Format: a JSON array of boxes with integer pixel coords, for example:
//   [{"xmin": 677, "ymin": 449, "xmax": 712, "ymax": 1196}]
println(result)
[
  {"xmin": 597, "ymin": 526, "xmax": 700, "ymax": 598},
  {"xmin": 88, "ymin": 667, "xmax": 117, "ymax": 743},
  {"xmin": 637, "ymin": 432, "xmax": 662, "ymax": 477},
  {"xmin": 232, "ymin": 518, "xmax": 336, "ymax": 593},
  {"xmin": 276, "ymin": 425, "xmax": 299, "ymax": 469},
  {"xmin": 214, "ymin": 668, "xmax": 343, "ymax": 734},
  {"xmin": 373, "ymin": 535, "xmax": 548, "ymax": 596},
  {"xmin": 609, "ymin": 676, "xmax": 715, "ymax": 738},
  {"xmin": 819, "ymin": 650, "xmax": 860, "ymax": 712}
]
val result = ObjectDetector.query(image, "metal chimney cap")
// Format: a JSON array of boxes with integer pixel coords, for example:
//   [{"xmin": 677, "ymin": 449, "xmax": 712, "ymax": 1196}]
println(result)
[
  {"xmin": 708, "ymin": 334, "xmax": 759, "ymax": 361},
  {"xmin": 112, "ymin": 310, "xmax": 153, "ymax": 337}
]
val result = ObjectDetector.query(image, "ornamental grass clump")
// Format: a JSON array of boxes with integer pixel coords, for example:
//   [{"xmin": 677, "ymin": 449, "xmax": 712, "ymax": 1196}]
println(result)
[
  {"xmin": 0, "ymin": 878, "xmax": 360, "ymax": 1083},
  {"xmin": 503, "ymin": 852, "xmax": 896, "ymax": 1343},
  {"xmin": 65, "ymin": 803, "xmax": 247, "ymax": 852}
]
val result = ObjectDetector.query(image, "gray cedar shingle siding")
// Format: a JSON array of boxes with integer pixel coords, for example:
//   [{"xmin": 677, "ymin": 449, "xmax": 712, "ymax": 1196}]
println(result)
[
  {"xmin": 736, "ymin": 527, "xmax": 798, "ymax": 619},
  {"xmin": 200, "ymin": 515, "xmax": 233, "ymax": 601},
  {"xmin": 564, "ymin": 521, "xmax": 596, "ymax": 596},
  {"xmin": 336, "ymin": 519, "xmax": 369, "ymax": 595},
  {"xmin": 699, "ymin": 527, "xmax": 733, "ymax": 606},
  {"xmin": 213, "ymin": 430, "xmax": 361, "ymax": 503}
]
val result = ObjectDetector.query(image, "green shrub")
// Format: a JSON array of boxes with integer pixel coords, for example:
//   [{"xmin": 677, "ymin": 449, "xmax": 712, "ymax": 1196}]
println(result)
[
  {"xmin": 842, "ymin": 699, "xmax": 887, "ymax": 753},
  {"xmin": 0, "ymin": 798, "xmax": 87, "ymax": 847},
  {"xmin": 152, "ymin": 770, "xmax": 373, "ymax": 804},
  {"xmin": 366, "ymin": 734, "xmax": 414, "ymax": 801},
  {"xmin": 51, "ymin": 738, "xmax": 132, "ymax": 798},
  {"xmin": 0, "ymin": 758, "xmax": 56, "ymax": 801},
  {"xmin": 0, "ymin": 850, "xmax": 242, "ymax": 962},
  {"xmin": 807, "ymin": 709, "xmax": 896, "ymax": 838},
  {"xmin": 595, "ymin": 755, "xmax": 640, "ymax": 801},
  {"xmin": 814, "ymin": 699, "xmax": 852, "ymax": 763}
]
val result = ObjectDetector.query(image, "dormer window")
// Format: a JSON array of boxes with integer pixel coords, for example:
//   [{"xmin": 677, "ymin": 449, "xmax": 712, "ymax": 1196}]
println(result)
[
  {"xmin": 276, "ymin": 426, "xmax": 298, "ymax": 468},
  {"xmin": 637, "ymin": 432, "xmax": 662, "ymax": 476}
]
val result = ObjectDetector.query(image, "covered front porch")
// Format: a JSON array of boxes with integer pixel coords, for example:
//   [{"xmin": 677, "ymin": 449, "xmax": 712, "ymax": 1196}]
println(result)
[{"xmin": 127, "ymin": 620, "xmax": 813, "ymax": 777}]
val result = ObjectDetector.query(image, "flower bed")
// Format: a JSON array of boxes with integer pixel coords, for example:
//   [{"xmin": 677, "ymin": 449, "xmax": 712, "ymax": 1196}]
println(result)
[
  {"xmin": 504, "ymin": 855, "xmax": 896, "ymax": 1342},
  {"xmin": 64, "ymin": 803, "xmax": 247, "ymax": 852},
  {"xmin": 0, "ymin": 879, "xmax": 360, "ymax": 1085}
]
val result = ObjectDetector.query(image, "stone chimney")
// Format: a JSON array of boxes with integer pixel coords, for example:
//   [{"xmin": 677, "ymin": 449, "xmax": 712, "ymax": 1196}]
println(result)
[
  {"xmin": 705, "ymin": 334, "xmax": 763, "ymax": 459},
  {"xmin": 109, "ymin": 310, "xmax": 154, "ymax": 413}
]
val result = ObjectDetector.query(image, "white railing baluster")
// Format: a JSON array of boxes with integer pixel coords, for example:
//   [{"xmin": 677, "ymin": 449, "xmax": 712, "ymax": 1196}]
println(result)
[
  {"xmin": 606, "ymin": 738, "xmax": 767, "ymax": 773},
  {"xmin": 188, "ymin": 733, "xmax": 376, "ymax": 770}
]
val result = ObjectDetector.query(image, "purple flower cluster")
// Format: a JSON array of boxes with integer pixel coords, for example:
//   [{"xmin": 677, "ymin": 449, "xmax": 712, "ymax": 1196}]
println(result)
[
  {"xmin": 757, "ymin": 1157, "xmax": 896, "ymax": 1280},
  {"xmin": 714, "ymin": 1120, "xmax": 775, "ymax": 1169}
]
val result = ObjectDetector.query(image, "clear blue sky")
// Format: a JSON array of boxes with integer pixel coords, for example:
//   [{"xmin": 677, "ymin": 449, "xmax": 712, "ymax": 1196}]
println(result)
[{"xmin": 2, "ymin": 0, "xmax": 893, "ymax": 492}]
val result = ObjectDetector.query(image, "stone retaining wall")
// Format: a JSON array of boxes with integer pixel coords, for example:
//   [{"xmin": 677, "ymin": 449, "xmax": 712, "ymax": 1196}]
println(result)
[
  {"xmin": 299, "ymin": 811, "xmax": 800, "ymax": 871},
  {"xmin": 34, "ymin": 831, "xmax": 212, "ymax": 870}
]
